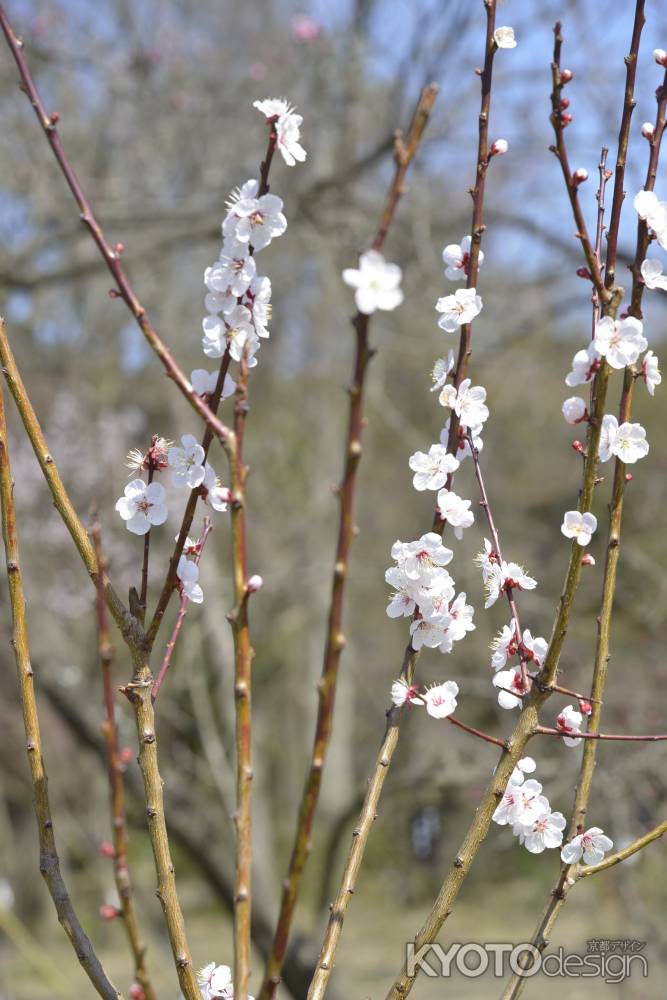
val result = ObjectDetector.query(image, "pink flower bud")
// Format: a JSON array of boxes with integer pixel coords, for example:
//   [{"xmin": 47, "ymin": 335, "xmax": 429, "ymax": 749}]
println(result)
[
  {"xmin": 114, "ymin": 242, "xmax": 125, "ymax": 255},
  {"xmin": 625, "ymin": 472, "xmax": 633, "ymax": 483},
  {"xmin": 247, "ymin": 574, "xmax": 263, "ymax": 593},
  {"xmin": 559, "ymin": 98, "xmax": 570, "ymax": 110},
  {"xmin": 99, "ymin": 841, "xmax": 116, "ymax": 859},
  {"xmin": 581, "ymin": 553, "xmax": 595, "ymax": 567},
  {"xmin": 129, "ymin": 986, "xmax": 146, "ymax": 1000},
  {"xmin": 560, "ymin": 68, "xmax": 573, "ymax": 84},
  {"xmin": 576, "ymin": 267, "xmax": 592, "ymax": 279},
  {"xmin": 654, "ymin": 48, "xmax": 667, "ymax": 67},
  {"xmin": 50, "ymin": 111, "xmax": 60, "ymax": 125},
  {"xmin": 99, "ymin": 904, "xmax": 121, "ymax": 921},
  {"xmin": 119, "ymin": 747, "xmax": 134, "ymax": 764},
  {"xmin": 579, "ymin": 699, "xmax": 593, "ymax": 716},
  {"xmin": 572, "ymin": 168, "xmax": 588, "ymax": 186},
  {"xmin": 489, "ymin": 139, "xmax": 508, "ymax": 157},
  {"xmin": 642, "ymin": 122, "xmax": 655, "ymax": 140},
  {"xmin": 571, "ymin": 440, "xmax": 585, "ymax": 454},
  {"xmin": 561, "ymin": 112, "xmax": 573, "ymax": 126}
]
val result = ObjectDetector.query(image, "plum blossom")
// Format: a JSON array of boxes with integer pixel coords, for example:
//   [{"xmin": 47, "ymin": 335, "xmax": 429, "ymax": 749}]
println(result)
[
  {"xmin": 115, "ymin": 480, "xmax": 168, "ymax": 536},
  {"xmin": 206, "ymin": 250, "xmax": 256, "ymax": 299},
  {"xmin": 168, "ymin": 435, "xmax": 206, "ymax": 489},
  {"xmin": 436, "ymin": 287, "xmax": 483, "ymax": 332},
  {"xmin": 391, "ymin": 678, "xmax": 424, "ymax": 708},
  {"xmin": 440, "ymin": 379, "xmax": 489, "ymax": 428},
  {"xmin": 223, "ymin": 191, "xmax": 287, "ymax": 251},
  {"xmin": 442, "ymin": 235, "xmax": 483, "ymax": 281},
  {"xmin": 493, "ymin": 779, "xmax": 545, "ymax": 826},
  {"xmin": 494, "ymin": 26, "xmax": 517, "ymax": 48},
  {"xmin": 521, "ymin": 630, "xmax": 548, "ymax": 668},
  {"xmin": 565, "ymin": 342, "xmax": 600, "ymax": 387},
  {"xmin": 509, "ymin": 756, "xmax": 537, "ymax": 785},
  {"xmin": 593, "ymin": 316, "xmax": 647, "ymax": 369},
  {"xmin": 409, "ymin": 617, "xmax": 452, "ymax": 651},
  {"xmin": 490, "ymin": 139, "xmax": 508, "ymax": 157},
  {"xmin": 556, "ymin": 704, "xmax": 583, "ymax": 747},
  {"xmin": 197, "ymin": 962, "xmax": 246, "ymax": 1000},
  {"xmin": 253, "ymin": 98, "xmax": 306, "ymax": 166},
  {"xmin": 475, "ymin": 538, "xmax": 499, "ymax": 582},
  {"xmin": 423, "ymin": 680, "xmax": 459, "ymax": 719},
  {"xmin": 633, "ymin": 189, "xmax": 667, "ymax": 248},
  {"xmin": 562, "ymin": 396, "xmax": 587, "ymax": 424},
  {"xmin": 493, "ymin": 667, "xmax": 527, "ymax": 710},
  {"xmin": 519, "ymin": 808, "xmax": 566, "ymax": 854},
  {"xmin": 191, "ymin": 369, "xmax": 237, "ymax": 400},
  {"xmin": 561, "ymin": 827, "xmax": 613, "ymax": 866},
  {"xmin": 641, "ymin": 350, "xmax": 661, "ymax": 395},
  {"xmin": 430, "ymin": 351, "xmax": 456, "ymax": 391},
  {"xmin": 641, "ymin": 257, "xmax": 667, "ymax": 291},
  {"xmin": 409, "ymin": 444, "xmax": 459, "ymax": 491},
  {"xmin": 202, "ymin": 463, "xmax": 230, "ymax": 512},
  {"xmin": 436, "ymin": 489, "xmax": 474, "ymax": 539},
  {"xmin": 249, "ymin": 275, "xmax": 272, "ymax": 338},
  {"xmin": 392, "ymin": 533, "xmax": 453, "ymax": 582},
  {"xmin": 342, "ymin": 250, "xmax": 403, "ymax": 315},
  {"xmin": 491, "ymin": 623, "xmax": 519, "ymax": 671},
  {"xmin": 561, "ymin": 510, "xmax": 597, "ymax": 546},
  {"xmin": 484, "ymin": 560, "xmax": 537, "ymax": 609},
  {"xmin": 177, "ymin": 556, "xmax": 204, "ymax": 604},
  {"xmin": 448, "ymin": 592, "xmax": 475, "ymax": 640},
  {"xmin": 598, "ymin": 416, "xmax": 649, "ymax": 464}
]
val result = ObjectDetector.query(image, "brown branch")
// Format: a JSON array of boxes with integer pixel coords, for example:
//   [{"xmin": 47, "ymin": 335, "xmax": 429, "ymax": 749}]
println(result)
[
  {"xmin": 534, "ymin": 726, "xmax": 667, "ymax": 742},
  {"xmin": 92, "ymin": 514, "xmax": 156, "ymax": 1000},
  {"xmin": 151, "ymin": 519, "xmax": 212, "ymax": 702},
  {"xmin": 260, "ymin": 84, "xmax": 438, "ymax": 1000},
  {"xmin": 0, "ymin": 5, "xmax": 233, "ymax": 446},
  {"xmin": 0, "ymin": 363, "xmax": 123, "ymax": 1000},
  {"xmin": 446, "ymin": 714, "xmax": 507, "ymax": 748},
  {"xmin": 308, "ymin": 10, "xmax": 500, "ymax": 1000}
]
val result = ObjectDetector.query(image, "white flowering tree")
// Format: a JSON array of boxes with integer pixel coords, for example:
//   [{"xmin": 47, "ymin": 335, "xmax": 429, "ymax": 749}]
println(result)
[{"xmin": 0, "ymin": 2, "xmax": 666, "ymax": 1000}]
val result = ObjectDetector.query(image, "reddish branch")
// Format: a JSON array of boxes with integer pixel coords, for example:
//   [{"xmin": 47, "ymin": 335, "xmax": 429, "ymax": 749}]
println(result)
[
  {"xmin": 0, "ymin": 5, "xmax": 232, "ymax": 445},
  {"xmin": 535, "ymin": 726, "xmax": 667, "ymax": 742},
  {"xmin": 151, "ymin": 519, "xmax": 213, "ymax": 702},
  {"xmin": 259, "ymin": 83, "xmax": 438, "ymax": 1000},
  {"xmin": 92, "ymin": 516, "xmax": 155, "ymax": 1000}
]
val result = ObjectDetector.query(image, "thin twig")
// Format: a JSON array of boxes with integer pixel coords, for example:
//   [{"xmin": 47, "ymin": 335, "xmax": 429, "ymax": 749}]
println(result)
[
  {"xmin": 151, "ymin": 519, "xmax": 213, "ymax": 702},
  {"xmin": 0, "ymin": 366, "xmax": 123, "ymax": 1000},
  {"xmin": 447, "ymin": 714, "xmax": 507, "ymax": 748},
  {"xmin": 578, "ymin": 819, "xmax": 667, "ymax": 876},
  {"xmin": 534, "ymin": 726, "xmax": 667, "ymax": 742},
  {"xmin": 260, "ymin": 83, "xmax": 438, "ymax": 1000},
  {"xmin": 0, "ymin": 5, "xmax": 233, "ymax": 446},
  {"xmin": 92, "ymin": 514, "xmax": 156, "ymax": 1000}
]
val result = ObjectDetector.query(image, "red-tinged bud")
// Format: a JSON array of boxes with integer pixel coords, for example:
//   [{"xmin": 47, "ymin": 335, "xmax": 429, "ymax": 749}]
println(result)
[
  {"xmin": 581, "ymin": 553, "xmax": 595, "ymax": 567},
  {"xmin": 561, "ymin": 68, "xmax": 573, "ymax": 83},
  {"xmin": 216, "ymin": 486, "xmax": 232, "ymax": 503},
  {"xmin": 625, "ymin": 472, "xmax": 633, "ymax": 483},
  {"xmin": 489, "ymin": 138, "xmax": 508, "ymax": 157},
  {"xmin": 114, "ymin": 242, "xmax": 125, "ymax": 255},
  {"xmin": 559, "ymin": 98, "xmax": 570, "ymax": 110},
  {"xmin": 579, "ymin": 699, "xmax": 593, "ymax": 716},
  {"xmin": 119, "ymin": 747, "xmax": 134, "ymax": 764},
  {"xmin": 561, "ymin": 112, "xmax": 573, "ymax": 126},
  {"xmin": 642, "ymin": 122, "xmax": 655, "ymax": 140},
  {"xmin": 247, "ymin": 574, "xmax": 263, "ymax": 593},
  {"xmin": 50, "ymin": 111, "xmax": 60, "ymax": 125},
  {"xmin": 109, "ymin": 288, "xmax": 121, "ymax": 298},
  {"xmin": 654, "ymin": 48, "xmax": 667, "ymax": 68},
  {"xmin": 576, "ymin": 267, "xmax": 592, "ymax": 279},
  {"xmin": 572, "ymin": 440, "xmax": 585, "ymax": 454},
  {"xmin": 129, "ymin": 986, "xmax": 146, "ymax": 1000},
  {"xmin": 99, "ymin": 841, "xmax": 116, "ymax": 859},
  {"xmin": 99, "ymin": 904, "xmax": 121, "ymax": 921},
  {"xmin": 572, "ymin": 168, "xmax": 588, "ymax": 186}
]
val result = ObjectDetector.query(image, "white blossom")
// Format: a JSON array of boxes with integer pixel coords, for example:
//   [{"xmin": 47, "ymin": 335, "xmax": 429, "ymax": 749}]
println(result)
[
  {"xmin": 641, "ymin": 350, "xmax": 661, "ymax": 395},
  {"xmin": 493, "ymin": 779, "xmax": 545, "ymax": 826},
  {"xmin": 508, "ymin": 756, "xmax": 537, "ymax": 785},
  {"xmin": 562, "ymin": 396, "xmax": 587, "ymax": 424},
  {"xmin": 391, "ymin": 678, "xmax": 424, "ymax": 708},
  {"xmin": 202, "ymin": 463, "xmax": 230, "ymax": 512},
  {"xmin": 599, "ymin": 416, "xmax": 649, "ymax": 464},
  {"xmin": 342, "ymin": 250, "xmax": 403, "ymax": 315},
  {"xmin": 491, "ymin": 623, "xmax": 519, "ymax": 671},
  {"xmin": 522, "ymin": 629, "xmax": 548, "ymax": 668},
  {"xmin": 177, "ymin": 556, "xmax": 204, "ymax": 604},
  {"xmin": 191, "ymin": 368, "xmax": 236, "ymax": 400},
  {"xmin": 593, "ymin": 316, "xmax": 647, "ymax": 370},
  {"xmin": 423, "ymin": 680, "xmax": 459, "ymax": 718},
  {"xmin": 494, "ymin": 26, "xmax": 517, "ymax": 49},
  {"xmin": 492, "ymin": 667, "xmax": 526, "ymax": 710},
  {"xmin": 168, "ymin": 434, "xmax": 206, "ymax": 489},
  {"xmin": 430, "ymin": 351, "xmax": 456, "ymax": 391},
  {"xmin": 410, "ymin": 616, "xmax": 452, "ymax": 650},
  {"xmin": 391, "ymin": 533, "xmax": 453, "ymax": 583},
  {"xmin": 206, "ymin": 250, "xmax": 256, "ymax": 299},
  {"xmin": 565, "ymin": 342, "xmax": 600, "ymax": 387},
  {"xmin": 640, "ymin": 257, "xmax": 667, "ymax": 291},
  {"xmin": 561, "ymin": 510, "xmax": 597, "ymax": 546},
  {"xmin": 633, "ymin": 189, "xmax": 667, "ymax": 248},
  {"xmin": 115, "ymin": 480, "xmax": 168, "ymax": 536},
  {"xmin": 223, "ymin": 191, "xmax": 287, "ymax": 251},
  {"xmin": 436, "ymin": 287, "xmax": 483, "ymax": 332},
  {"xmin": 475, "ymin": 537, "xmax": 498, "ymax": 582},
  {"xmin": 448, "ymin": 592, "xmax": 475, "ymax": 641},
  {"xmin": 442, "ymin": 235, "xmax": 483, "ymax": 281},
  {"xmin": 435, "ymin": 489, "xmax": 474, "ymax": 539},
  {"xmin": 556, "ymin": 704, "xmax": 583, "ymax": 747},
  {"xmin": 484, "ymin": 560, "xmax": 537, "ymax": 609},
  {"xmin": 440, "ymin": 378, "xmax": 489, "ymax": 428},
  {"xmin": 249, "ymin": 275, "xmax": 272, "ymax": 338},
  {"xmin": 561, "ymin": 827, "xmax": 613, "ymax": 866},
  {"xmin": 520, "ymin": 807, "xmax": 566, "ymax": 854},
  {"xmin": 253, "ymin": 98, "xmax": 306, "ymax": 166},
  {"xmin": 598, "ymin": 413, "xmax": 618, "ymax": 463},
  {"xmin": 408, "ymin": 444, "xmax": 459, "ymax": 491},
  {"xmin": 441, "ymin": 418, "xmax": 483, "ymax": 462}
]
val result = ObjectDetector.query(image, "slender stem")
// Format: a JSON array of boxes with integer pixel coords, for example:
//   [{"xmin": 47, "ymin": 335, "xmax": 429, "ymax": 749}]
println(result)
[
  {"xmin": 578, "ymin": 819, "xmax": 667, "ymax": 876},
  {"xmin": 260, "ymin": 84, "xmax": 438, "ymax": 1000},
  {"xmin": 0, "ymin": 376, "xmax": 123, "ymax": 1000},
  {"xmin": 534, "ymin": 726, "xmax": 667, "ymax": 742},
  {"xmin": 308, "ymin": 11, "xmax": 500, "ymax": 999},
  {"xmin": 151, "ymin": 520, "xmax": 213, "ymax": 702},
  {"xmin": 590, "ymin": 147, "xmax": 610, "ymax": 334},
  {"xmin": 0, "ymin": 5, "xmax": 233, "ymax": 445},
  {"xmin": 447, "ymin": 714, "xmax": 507, "ymax": 748},
  {"xmin": 0, "ymin": 323, "xmax": 138, "ymax": 644},
  {"xmin": 138, "ymin": 465, "xmax": 154, "ymax": 626},
  {"xmin": 92, "ymin": 515, "xmax": 156, "ymax": 1000}
]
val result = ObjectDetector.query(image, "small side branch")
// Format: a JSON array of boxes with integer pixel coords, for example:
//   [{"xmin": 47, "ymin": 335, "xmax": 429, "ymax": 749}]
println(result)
[
  {"xmin": 534, "ymin": 725, "xmax": 667, "ymax": 742},
  {"xmin": 578, "ymin": 819, "xmax": 667, "ymax": 877}
]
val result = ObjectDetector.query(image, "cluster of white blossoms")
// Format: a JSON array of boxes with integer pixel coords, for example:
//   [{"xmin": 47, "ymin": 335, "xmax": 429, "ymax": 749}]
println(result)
[
  {"xmin": 475, "ymin": 539, "xmax": 538, "ymax": 611},
  {"xmin": 391, "ymin": 677, "xmax": 459, "ymax": 718},
  {"xmin": 490, "ymin": 624, "xmax": 547, "ymax": 710},
  {"xmin": 197, "ymin": 963, "xmax": 253, "ymax": 1000},
  {"xmin": 116, "ymin": 99, "xmax": 306, "ymax": 603},
  {"xmin": 492, "ymin": 757, "xmax": 567, "ymax": 855}
]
